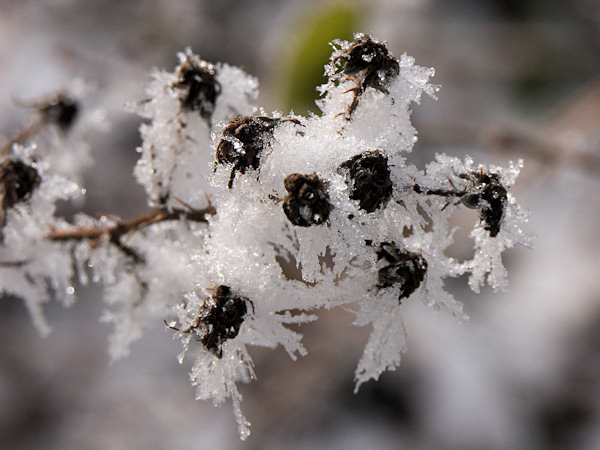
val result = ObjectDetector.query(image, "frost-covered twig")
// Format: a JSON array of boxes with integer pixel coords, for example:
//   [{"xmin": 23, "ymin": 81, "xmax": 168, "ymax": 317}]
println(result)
[
  {"xmin": 47, "ymin": 203, "xmax": 215, "ymax": 243},
  {"xmin": 0, "ymin": 33, "xmax": 531, "ymax": 440}
]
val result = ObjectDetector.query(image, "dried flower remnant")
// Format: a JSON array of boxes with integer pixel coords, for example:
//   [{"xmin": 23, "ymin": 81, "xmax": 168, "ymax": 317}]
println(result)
[
  {"xmin": 216, "ymin": 115, "xmax": 298, "ymax": 188},
  {"xmin": 333, "ymin": 33, "xmax": 400, "ymax": 116},
  {"xmin": 467, "ymin": 172, "xmax": 507, "ymax": 237},
  {"xmin": 36, "ymin": 93, "xmax": 79, "ymax": 131},
  {"xmin": 416, "ymin": 170, "xmax": 508, "ymax": 237},
  {"xmin": 0, "ymin": 158, "xmax": 41, "ymax": 228},
  {"xmin": 339, "ymin": 150, "xmax": 392, "ymax": 213},
  {"xmin": 282, "ymin": 173, "xmax": 331, "ymax": 227},
  {"xmin": 375, "ymin": 242, "xmax": 427, "ymax": 302},
  {"xmin": 173, "ymin": 57, "xmax": 221, "ymax": 119},
  {"xmin": 168, "ymin": 285, "xmax": 251, "ymax": 359}
]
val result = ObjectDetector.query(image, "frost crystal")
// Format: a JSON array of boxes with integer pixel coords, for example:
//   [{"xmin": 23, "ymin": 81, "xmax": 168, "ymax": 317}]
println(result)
[{"xmin": 0, "ymin": 33, "xmax": 530, "ymax": 440}]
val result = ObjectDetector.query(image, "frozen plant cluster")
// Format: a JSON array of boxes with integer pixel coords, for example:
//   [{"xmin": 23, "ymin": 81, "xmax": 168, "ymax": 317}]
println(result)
[{"xmin": 0, "ymin": 34, "xmax": 530, "ymax": 439}]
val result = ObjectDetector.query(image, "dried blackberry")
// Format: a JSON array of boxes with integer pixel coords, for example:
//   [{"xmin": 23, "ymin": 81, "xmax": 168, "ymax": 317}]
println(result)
[
  {"xmin": 374, "ymin": 242, "xmax": 427, "ymax": 302},
  {"xmin": 282, "ymin": 173, "xmax": 331, "ymax": 227},
  {"xmin": 216, "ymin": 115, "xmax": 297, "ymax": 188},
  {"xmin": 334, "ymin": 34, "xmax": 400, "ymax": 116},
  {"xmin": 339, "ymin": 150, "xmax": 392, "ymax": 213},
  {"xmin": 1, "ymin": 159, "xmax": 41, "ymax": 228},
  {"xmin": 173, "ymin": 59, "xmax": 220, "ymax": 120}
]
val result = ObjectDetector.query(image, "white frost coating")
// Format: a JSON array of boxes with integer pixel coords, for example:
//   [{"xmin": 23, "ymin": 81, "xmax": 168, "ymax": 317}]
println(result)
[
  {"xmin": 133, "ymin": 48, "xmax": 257, "ymax": 207},
  {"xmin": 189, "ymin": 34, "xmax": 528, "ymax": 435},
  {"xmin": 0, "ymin": 34, "xmax": 530, "ymax": 440},
  {"xmin": 353, "ymin": 297, "xmax": 408, "ymax": 391},
  {"xmin": 1, "ymin": 145, "xmax": 82, "ymax": 334}
]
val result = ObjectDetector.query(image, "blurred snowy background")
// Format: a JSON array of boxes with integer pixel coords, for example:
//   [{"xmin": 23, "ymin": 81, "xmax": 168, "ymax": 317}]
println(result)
[{"xmin": 1, "ymin": 0, "xmax": 600, "ymax": 448}]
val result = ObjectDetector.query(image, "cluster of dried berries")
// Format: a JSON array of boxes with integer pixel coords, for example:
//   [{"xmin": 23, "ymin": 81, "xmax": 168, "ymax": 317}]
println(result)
[
  {"xmin": 279, "ymin": 151, "xmax": 393, "ymax": 228},
  {"xmin": 169, "ymin": 285, "xmax": 251, "ymax": 359},
  {"xmin": 282, "ymin": 173, "xmax": 331, "ymax": 227},
  {"xmin": 173, "ymin": 58, "xmax": 221, "ymax": 120},
  {"xmin": 0, "ymin": 159, "xmax": 41, "ymax": 228},
  {"xmin": 216, "ymin": 116, "xmax": 297, "ymax": 188},
  {"xmin": 339, "ymin": 150, "xmax": 393, "ymax": 213},
  {"xmin": 370, "ymin": 242, "xmax": 428, "ymax": 302},
  {"xmin": 0, "ymin": 35, "xmax": 528, "ymax": 441},
  {"xmin": 333, "ymin": 34, "xmax": 400, "ymax": 116}
]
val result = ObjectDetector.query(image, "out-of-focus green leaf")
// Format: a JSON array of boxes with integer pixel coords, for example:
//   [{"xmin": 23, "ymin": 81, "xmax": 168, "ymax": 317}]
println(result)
[{"xmin": 276, "ymin": 3, "xmax": 362, "ymax": 114}]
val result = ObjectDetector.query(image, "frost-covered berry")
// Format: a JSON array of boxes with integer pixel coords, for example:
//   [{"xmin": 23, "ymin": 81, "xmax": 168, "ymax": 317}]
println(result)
[
  {"xmin": 375, "ymin": 242, "xmax": 427, "ymax": 301},
  {"xmin": 216, "ymin": 116, "xmax": 296, "ymax": 188},
  {"xmin": 332, "ymin": 33, "xmax": 400, "ymax": 115},
  {"xmin": 168, "ymin": 285, "xmax": 251, "ymax": 359},
  {"xmin": 0, "ymin": 158, "xmax": 41, "ymax": 227},
  {"xmin": 470, "ymin": 173, "xmax": 507, "ymax": 237},
  {"xmin": 282, "ymin": 173, "xmax": 331, "ymax": 227},
  {"xmin": 200, "ymin": 285, "xmax": 250, "ymax": 358},
  {"xmin": 339, "ymin": 150, "xmax": 392, "ymax": 213},
  {"xmin": 453, "ymin": 172, "xmax": 509, "ymax": 237},
  {"xmin": 173, "ymin": 58, "xmax": 220, "ymax": 119},
  {"xmin": 417, "ymin": 169, "xmax": 508, "ymax": 238}
]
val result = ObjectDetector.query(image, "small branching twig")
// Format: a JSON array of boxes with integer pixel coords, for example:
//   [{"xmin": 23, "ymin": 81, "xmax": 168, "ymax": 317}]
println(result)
[
  {"xmin": 1, "ymin": 122, "xmax": 42, "ymax": 155},
  {"xmin": 47, "ymin": 204, "xmax": 216, "ymax": 243}
]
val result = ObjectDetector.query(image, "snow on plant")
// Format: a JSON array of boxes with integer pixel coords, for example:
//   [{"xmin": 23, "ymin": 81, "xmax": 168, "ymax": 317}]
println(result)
[{"xmin": 0, "ymin": 34, "xmax": 530, "ymax": 439}]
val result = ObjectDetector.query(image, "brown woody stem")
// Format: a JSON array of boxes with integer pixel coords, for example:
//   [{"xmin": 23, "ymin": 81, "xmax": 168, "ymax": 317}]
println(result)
[{"xmin": 48, "ymin": 204, "xmax": 216, "ymax": 243}]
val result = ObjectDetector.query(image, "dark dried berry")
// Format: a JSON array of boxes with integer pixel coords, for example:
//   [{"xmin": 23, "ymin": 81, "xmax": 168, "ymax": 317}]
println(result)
[
  {"xmin": 165, "ymin": 285, "xmax": 251, "ymax": 358},
  {"xmin": 216, "ymin": 115, "xmax": 296, "ymax": 188},
  {"xmin": 456, "ymin": 173, "xmax": 506, "ymax": 237},
  {"xmin": 374, "ymin": 242, "xmax": 427, "ymax": 302},
  {"xmin": 282, "ymin": 173, "xmax": 331, "ymax": 227},
  {"xmin": 419, "ymin": 171, "xmax": 508, "ymax": 238},
  {"xmin": 476, "ymin": 173, "xmax": 507, "ymax": 237},
  {"xmin": 336, "ymin": 34, "xmax": 398, "ymax": 78},
  {"xmin": 38, "ymin": 94, "xmax": 79, "ymax": 131},
  {"xmin": 199, "ymin": 285, "xmax": 250, "ymax": 358},
  {"xmin": 339, "ymin": 150, "xmax": 392, "ymax": 212},
  {"xmin": 334, "ymin": 34, "xmax": 400, "ymax": 115},
  {"xmin": 174, "ymin": 59, "xmax": 221, "ymax": 119},
  {"xmin": 1, "ymin": 159, "xmax": 41, "ymax": 227}
]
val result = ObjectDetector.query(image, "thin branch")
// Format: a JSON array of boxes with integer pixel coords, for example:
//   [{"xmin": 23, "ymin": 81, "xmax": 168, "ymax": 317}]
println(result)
[
  {"xmin": 47, "ymin": 204, "xmax": 216, "ymax": 243},
  {"xmin": 1, "ymin": 121, "xmax": 43, "ymax": 156},
  {"xmin": 0, "ymin": 260, "xmax": 29, "ymax": 267}
]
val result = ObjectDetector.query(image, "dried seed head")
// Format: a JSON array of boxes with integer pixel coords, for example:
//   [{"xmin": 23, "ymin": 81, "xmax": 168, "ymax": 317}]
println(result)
[
  {"xmin": 174, "ymin": 58, "xmax": 221, "ymax": 119},
  {"xmin": 335, "ymin": 34, "xmax": 397, "ymax": 77},
  {"xmin": 38, "ymin": 94, "xmax": 79, "ymax": 131},
  {"xmin": 334, "ymin": 34, "xmax": 400, "ymax": 116},
  {"xmin": 216, "ymin": 115, "xmax": 290, "ymax": 188},
  {"xmin": 456, "ymin": 172, "xmax": 507, "ymax": 237},
  {"xmin": 0, "ymin": 159, "xmax": 41, "ymax": 228},
  {"xmin": 1, "ymin": 159, "xmax": 40, "ymax": 206},
  {"xmin": 422, "ymin": 170, "xmax": 508, "ymax": 238},
  {"xmin": 282, "ymin": 173, "xmax": 331, "ymax": 227},
  {"xmin": 339, "ymin": 150, "xmax": 392, "ymax": 213},
  {"xmin": 374, "ymin": 242, "xmax": 427, "ymax": 302},
  {"xmin": 477, "ymin": 173, "xmax": 507, "ymax": 237},
  {"xmin": 200, "ymin": 285, "xmax": 250, "ymax": 359}
]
